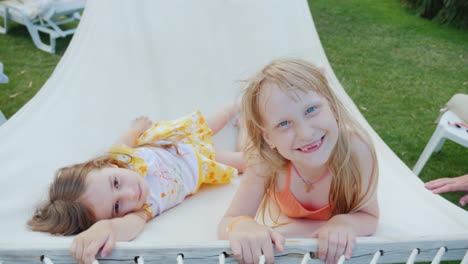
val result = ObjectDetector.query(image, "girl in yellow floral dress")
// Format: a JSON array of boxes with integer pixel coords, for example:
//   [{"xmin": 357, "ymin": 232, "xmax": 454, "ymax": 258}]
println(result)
[{"xmin": 28, "ymin": 103, "xmax": 244, "ymax": 264}]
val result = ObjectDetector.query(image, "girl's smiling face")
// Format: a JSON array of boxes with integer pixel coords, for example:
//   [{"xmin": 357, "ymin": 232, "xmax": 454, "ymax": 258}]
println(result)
[
  {"xmin": 80, "ymin": 165, "xmax": 150, "ymax": 221},
  {"xmin": 259, "ymin": 83, "xmax": 339, "ymax": 169}
]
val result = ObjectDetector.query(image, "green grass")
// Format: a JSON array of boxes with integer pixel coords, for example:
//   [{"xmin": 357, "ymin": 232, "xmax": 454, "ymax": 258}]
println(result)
[
  {"xmin": 308, "ymin": 0, "xmax": 468, "ymax": 205},
  {"xmin": 1, "ymin": 1, "xmax": 467, "ymax": 262},
  {"xmin": 0, "ymin": 21, "xmax": 74, "ymax": 118}
]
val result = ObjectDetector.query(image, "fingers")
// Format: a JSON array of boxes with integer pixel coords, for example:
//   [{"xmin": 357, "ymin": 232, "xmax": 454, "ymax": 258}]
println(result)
[
  {"xmin": 230, "ymin": 240, "xmax": 243, "ymax": 263},
  {"xmin": 70, "ymin": 238, "xmax": 99, "ymax": 264},
  {"xmin": 431, "ymin": 183, "xmax": 464, "ymax": 194},
  {"xmin": 240, "ymin": 241, "xmax": 253, "ymax": 264},
  {"xmin": 460, "ymin": 194, "xmax": 468, "ymax": 207},
  {"xmin": 425, "ymin": 178, "xmax": 451, "ymax": 190},
  {"xmin": 345, "ymin": 233, "xmax": 355, "ymax": 259},
  {"xmin": 325, "ymin": 232, "xmax": 338, "ymax": 264},
  {"xmin": 132, "ymin": 116, "xmax": 153, "ymax": 132},
  {"xmin": 100, "ymin": 232, "xmax": 115, "ymax": 258},
  {"xmin": 70, "ymin": 239, "xmax": 82, "ymax": 263},
  {"xmin": 325, "ymin": 234, "xmax": 337, "ymax": 264},
  {"xmin": 318, "ymin": 230, "xmax": 354, "ymax": 264},
  {"xmin": 81, "ymin": 239, "xmax": 102, "ymax": 264},
  {"xmin": 230, "ymin": 231, "xmax": 279, "ymax": 264},
  {"xmin": 261, "ymin": 238, "xmax": 275, "ymax": 264},
  {"xmin": 317, "ymin": 231, "xmax": 328, "ymax": 261},
  {"xmin": 269, "ymin": 229, "xmax": 285, "ymax": 253}
]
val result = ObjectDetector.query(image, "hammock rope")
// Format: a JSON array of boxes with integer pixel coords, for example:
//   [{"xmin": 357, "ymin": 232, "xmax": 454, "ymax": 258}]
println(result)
[
  {"xmin": 135, "ymin": 256, "xmax": 144, "ymax": 264},
  {"xmin": 176, "ymin": 253, "xmax": 184, "ymax": 264},
  {"xmin": 41, "ymin": 256, "xmax": 54, "ymax": 264},
  {"xmin": 406, "ymin": 248, "xmax": 420, "ymax": 264},
  {"xmin": 10, "ymin": 245, "xmax": 467, "ymax": 264},
  {"xmin": 369, "ymin": 250, "xmax": 383, "ymax": 264},
  {"xmin": 431, "ymin": 247, "xmax": 447, "ymax": 264}
]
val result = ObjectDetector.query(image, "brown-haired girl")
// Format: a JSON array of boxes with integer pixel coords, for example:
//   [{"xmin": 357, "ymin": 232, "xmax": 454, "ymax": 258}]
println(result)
[{"xmin": 29, "ymin": 103, "xmax": 245, "ymax": 264}]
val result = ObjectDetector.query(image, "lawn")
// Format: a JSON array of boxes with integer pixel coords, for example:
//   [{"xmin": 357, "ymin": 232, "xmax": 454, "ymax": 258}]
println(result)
[
  {"xmin": 1, "ymin": 0, "xmax": 467, "ymax": 262},
  {"xmin": 308, "ymin": 0, "xmax": 468, "ymax": 207}
]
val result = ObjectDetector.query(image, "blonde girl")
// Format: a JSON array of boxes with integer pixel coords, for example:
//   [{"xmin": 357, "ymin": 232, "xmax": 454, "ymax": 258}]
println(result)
[
  {"xmin": 29, "ymin": 103, "xmax": 245, "ymax": 264},
  {"xmin": 218, "ymin": 58, "xmax": 379, "ymax": 264}
]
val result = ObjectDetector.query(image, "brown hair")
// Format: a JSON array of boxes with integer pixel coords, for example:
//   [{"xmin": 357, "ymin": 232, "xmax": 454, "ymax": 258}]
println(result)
[
  {"xmin": 242, "ymin": 58, "xmax": 378, "ymax": 223},
  {"xmin": 28, "ymin": 140, "xmax": 181, "ymax": 235}
]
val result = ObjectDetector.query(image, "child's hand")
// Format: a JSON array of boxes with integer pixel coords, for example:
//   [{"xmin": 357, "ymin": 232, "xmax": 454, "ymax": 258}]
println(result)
[
  {"xmin": 131, "ymin": 116, "xmax": 152, "ymax": 135},
  {"xmin": 229, "ymin": 220, "xmax": 285, "ymax": 264},
  {"xmin": 310, "ymin": 215, "xmax": 356, "ymax": 264},
  {"xmin": 70, "ymin": 220, "xmax": 116, "ymax": 264}
]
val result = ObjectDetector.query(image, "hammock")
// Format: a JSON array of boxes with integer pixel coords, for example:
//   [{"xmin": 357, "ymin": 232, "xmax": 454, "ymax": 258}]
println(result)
[{"xmin": 0, "ymin": 0, "xmax": 467, "ymax": 263}]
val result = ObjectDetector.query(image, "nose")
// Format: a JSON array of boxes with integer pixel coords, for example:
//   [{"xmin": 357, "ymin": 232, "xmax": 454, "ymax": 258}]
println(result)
[
  {"xmin": 296, "ymin": 120, "xmax": 315, "ymax": 141},
  {"xmin": 120, "ymin": 187, "xmax": 138, "ymax": 201}
]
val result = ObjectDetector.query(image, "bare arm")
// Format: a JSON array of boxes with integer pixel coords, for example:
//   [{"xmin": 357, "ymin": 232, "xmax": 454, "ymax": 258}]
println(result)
[
  {"xmin": 218, "ymin": 160, "xmax": 286, "ymax": 264},
  {"xmin": 217, "ymin": 161, "xmax": 267, "ymax": 239},
  {"xmin": 70, "ymin": 210, "xmax": 149, "ymax": 264},
  {"xmin": 114, "ymin": 116, "xmax": 152, "ymax": 147},
  {"xmin": 107, "ymin": 210, "xmax": 148, "ymax": 241}
]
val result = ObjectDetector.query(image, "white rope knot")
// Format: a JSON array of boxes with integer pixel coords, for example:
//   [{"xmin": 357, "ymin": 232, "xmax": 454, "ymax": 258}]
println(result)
[
  {"xmin": 218, "ymin": 252, "xmax": 228, "ymax": 264},
  {"xmin": 369, "ymin": 250, "xmax": 382, "ymax": 264},
  {"xmin": 176, "ymin": 253, "xmax": 184, "ymax": 264},
  {"xmin": 430, "ymin": 247, "xmax": 447, "ymax": 264},
  {"xmin": 135, "ymin": 256, "xmax": 144, "ymax": 264},
  {"xmin": 41, "ymin": 256, "xmax": 54, "ymax": 264}
]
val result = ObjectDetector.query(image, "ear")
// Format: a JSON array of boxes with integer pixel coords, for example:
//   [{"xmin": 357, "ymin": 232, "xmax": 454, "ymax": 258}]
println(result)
[{"xmin": 262, "ymin": 131, "xmax": 276, "ymax": 150}]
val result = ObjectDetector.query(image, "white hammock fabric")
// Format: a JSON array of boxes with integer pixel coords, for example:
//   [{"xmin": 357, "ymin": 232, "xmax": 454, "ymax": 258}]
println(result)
[{"xmin": 0, "ymin": 0, "xmax": 467, "ymax": 263}]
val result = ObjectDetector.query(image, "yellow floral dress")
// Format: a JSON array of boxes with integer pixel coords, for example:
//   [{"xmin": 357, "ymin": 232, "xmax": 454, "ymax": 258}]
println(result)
[{"xmin": 109, "ymin": 110, "xmax": 237, "ymax": 218}]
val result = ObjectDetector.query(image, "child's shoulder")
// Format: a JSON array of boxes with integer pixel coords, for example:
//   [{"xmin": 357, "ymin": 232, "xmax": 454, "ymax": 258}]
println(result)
[
  {"xmin": 349, "ymin": 132, "xmax": 375, "ymax": 181},
  {"xmin": 349, "ymin": 133, "xmax": 372, "ymax": 159},
  {"xmin": 244, "ymin": 156, "xmax": 286, "ymax": 182}
]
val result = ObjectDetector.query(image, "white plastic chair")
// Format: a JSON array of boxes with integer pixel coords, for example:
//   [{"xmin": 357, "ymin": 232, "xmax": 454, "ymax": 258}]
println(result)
[
  {"xmin": 0, "ymin": 0, "xmax": 85, "ymax": 53},
  {"xmin": 413, "ymin": 110, "xmax": 468, "ymax": 175}
]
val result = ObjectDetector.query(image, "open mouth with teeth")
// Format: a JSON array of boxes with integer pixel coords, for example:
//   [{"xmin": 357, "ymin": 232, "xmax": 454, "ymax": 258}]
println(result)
[{"xmin": 296, "ymin": 135, "xmax": 325, "ymax": 153}]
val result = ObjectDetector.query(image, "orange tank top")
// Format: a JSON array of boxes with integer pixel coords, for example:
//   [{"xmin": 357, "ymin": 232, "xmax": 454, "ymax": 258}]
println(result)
[{"xmin": 275, "ymin": 163, "xmax": 331, "ymax": 220}]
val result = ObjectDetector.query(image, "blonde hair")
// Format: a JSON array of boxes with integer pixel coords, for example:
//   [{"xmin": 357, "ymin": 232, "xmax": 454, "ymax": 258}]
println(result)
[
  {"xmin": 28, "ymin": 140, "xmax": 180, "ymax": 235},
  {"xmin": 242, "ymin": 58, "xmax": 378, "ymax": 223}
]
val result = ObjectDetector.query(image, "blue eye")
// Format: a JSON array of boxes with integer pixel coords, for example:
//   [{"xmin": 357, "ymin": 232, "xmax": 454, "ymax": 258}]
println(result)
[
  {"xmin": 278, "ymin": 121, "xmax": 290, "ymax": 127},
  {"xmin": 306, "ymin": 107, "xmax": 316, "ymax": 114}
]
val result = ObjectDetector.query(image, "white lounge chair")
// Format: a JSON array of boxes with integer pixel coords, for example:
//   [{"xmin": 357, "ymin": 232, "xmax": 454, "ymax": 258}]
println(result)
[{"xmin": 0, "ymin": 0, "xmax": 85, "ymax": 53}]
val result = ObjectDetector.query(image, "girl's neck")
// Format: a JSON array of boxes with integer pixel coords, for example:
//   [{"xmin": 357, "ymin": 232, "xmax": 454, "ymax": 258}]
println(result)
[{"xmin": 290, "ymin": 161, "xmax": 328, "ymax": 182}]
